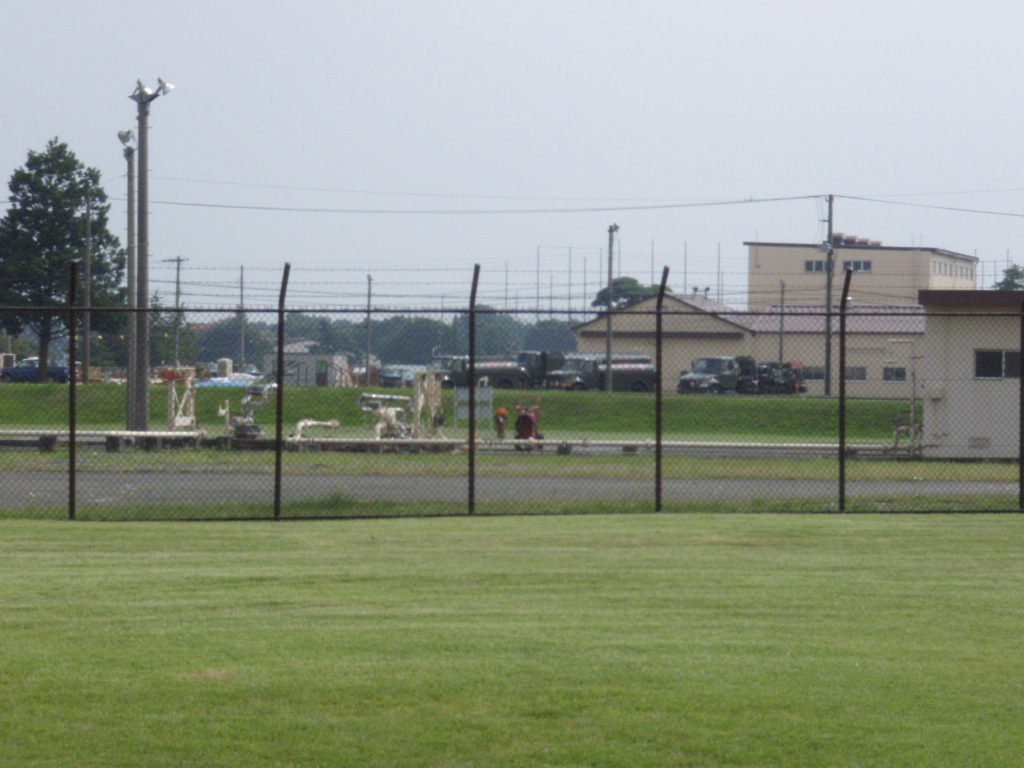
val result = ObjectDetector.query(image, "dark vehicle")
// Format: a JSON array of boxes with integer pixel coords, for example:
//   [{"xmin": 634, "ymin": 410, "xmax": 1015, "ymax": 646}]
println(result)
[
  {"xmin": 379, "ymin": 364, "xmax": 426, "ymax": 388},
  {"xmin": 434, "ymin": 355, "xmax": 534, "ymax": 389},
  {"xmin": 0, "ymin": 357, "xmax": 71, "ymax": 383},
  {"xmin": 515, "ymin": 350, "xmax": 566, "ymax": 388},
  {"xmin": 544, "ymin": 353, "xmax": 657, "ymax": 392},
  {"xmin": 676, "ymin": 356, "xmax": 757, "ymax": 395},
  {"xmin": 756, "ymin": 362, "xmax": 805, "ymax": 394}
]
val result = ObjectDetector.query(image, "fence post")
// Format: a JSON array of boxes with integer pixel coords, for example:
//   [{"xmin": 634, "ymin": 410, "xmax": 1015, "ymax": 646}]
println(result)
[
  {"xmin": 654, "ymin": 266, "xmax": 670, "ymax": 512},
  {"xmin": 1019, "ymin": 294, "xmax": 1024, "ymax": 511},
  {"xmin": 838, "ymin": 268, "xmax": 853, "ymax": 512},
  {"xmin": 468, "ymin": 264, "xmax": 480, "ymax": 516},
  {"xmin": 68, "ymin": 260, "xmax": 79, "ymax": 521},
  {"xmin": 274, "ymin": 263, "xmax": 291, "ymax": 520}
]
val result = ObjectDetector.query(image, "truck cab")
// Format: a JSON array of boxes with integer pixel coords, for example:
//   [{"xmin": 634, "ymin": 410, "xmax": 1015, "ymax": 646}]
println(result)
[{"xmin": 676, "ymin": 356, "xmax": 757, "ymax": 394}]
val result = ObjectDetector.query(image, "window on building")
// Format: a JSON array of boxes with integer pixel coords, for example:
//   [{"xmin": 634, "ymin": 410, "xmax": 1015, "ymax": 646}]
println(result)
[
  {"xmin": 975, "ymin": 350, "xmax": 1021, "ymax": 379},
  {"xmin": 844, "ymin": 367, "xmax": 867, "ymax": 381},
  {"xmin": 882, "ymin": 367, "xmax": 907, "ymax": 381},
  {"xmin": 804, "ymin": 260, "xmax": 826, "ymax": 273},
  {"xmin": 802, "ymin": 366, "xmax": 825, "ymax": 380},
  {"xmin": 842, "ymin": 260, "xmax": 872, "ymax": 273}
]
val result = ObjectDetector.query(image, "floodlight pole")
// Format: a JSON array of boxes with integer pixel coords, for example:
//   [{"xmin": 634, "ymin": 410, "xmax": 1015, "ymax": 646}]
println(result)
[
  {"xmin": 130, "ymin": 78, "xmax": 173, "ymax": 430},
  {"xmin": 121, "ymin": 134, "xmax": 138, "ymax": 428}
]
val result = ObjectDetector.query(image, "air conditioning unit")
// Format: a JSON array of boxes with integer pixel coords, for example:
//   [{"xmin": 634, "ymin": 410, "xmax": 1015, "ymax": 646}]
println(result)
[{"xmin": 0, "ymin": 353, "xmax": 14, "ymax": 368}]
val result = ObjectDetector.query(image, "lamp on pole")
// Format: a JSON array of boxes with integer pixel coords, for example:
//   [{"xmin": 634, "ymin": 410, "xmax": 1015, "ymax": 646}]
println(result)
[
  {"xmin": 118, "ymin": 130, "xmax": 137, "ymax": 427},
  {"xmin": 605, "ymin": 223, "xmax": 619, "ymax": 392},
  {"xmin": 129, "ymin": 77, "xmax": 173, "ymax": 431}
]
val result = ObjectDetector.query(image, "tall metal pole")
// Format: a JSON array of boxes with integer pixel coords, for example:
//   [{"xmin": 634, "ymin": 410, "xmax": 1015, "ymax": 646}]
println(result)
[
  {"xmin": 83, "ymin": 191, "xmax": 92, "ymax": 381},
  {"xmin": 365, "ymin": 275, "xmax": 372, "ymax": 386},
  {"xmin": 135, "ymin": 92, "xmax": 151, "ymax": 428},
  {"xmin": 824, "ymin": 194, "xmax": 835, "ymax": 396},
  {"xmin": 130, "ymin": 78, "xmax": 173, "ymax": 431},
  {"xmin": 122, "ymin": 137, "xmax": 137, "ymax": 429},
  {"xmin": 605, "ymin": 223, "xmax": 619, "ymax": 392},
  {"xmin": 778, "ymin": 280, "xmax": 786, "ymax": 364},
  {"xmin": 239, "ymin": 265, "xmax": 245, "ymax": 366},
  {"xmin": 161, "ymin": 256, "xmax": 187, "ymax": 368}
]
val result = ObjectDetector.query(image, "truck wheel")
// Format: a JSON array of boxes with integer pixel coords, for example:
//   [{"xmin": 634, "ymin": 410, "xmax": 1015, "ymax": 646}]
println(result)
[
  {"xmin": 571, "ymin": 382, "xmax": 587, "ymax": 392},
  {"xmin": 497, "ymin": 379, "xmax": 514, "ymax": 389},
  {"xmin": 630, "ymin": 381, "xmax": 647, "ymax": 392},
  {"xmin": 47, "ymin": 373, "xmax": 58, "ymax": 383},
  {"xmin": 710, "ymin": 385, "xmax": 723, "ymax": 395}
]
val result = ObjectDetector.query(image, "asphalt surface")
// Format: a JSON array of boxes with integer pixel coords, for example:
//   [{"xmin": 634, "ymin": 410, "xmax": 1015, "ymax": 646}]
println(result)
[{"xmin": 1, "ymin": 470, "xmax": 1016, "ymax": 511}]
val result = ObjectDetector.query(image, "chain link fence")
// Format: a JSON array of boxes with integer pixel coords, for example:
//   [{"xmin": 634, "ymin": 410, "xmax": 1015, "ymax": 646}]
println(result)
[{"xmin": 2, "ymin": 268, "xmax": 1022, "ymax": 520}]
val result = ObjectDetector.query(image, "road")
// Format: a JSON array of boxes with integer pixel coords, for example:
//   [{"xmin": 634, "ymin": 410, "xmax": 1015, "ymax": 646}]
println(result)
[{"xmin": 1, "ymin": 470, "xmax": 1016, "ymax": 512}]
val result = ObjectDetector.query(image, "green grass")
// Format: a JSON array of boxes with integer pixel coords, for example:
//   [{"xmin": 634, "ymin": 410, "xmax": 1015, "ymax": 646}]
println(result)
[
  {"xmin": 0, "ymin": 382, "xmax": 904, "ymax": 440},
  {"xmin": 3, "ymin": 514, "xmax": 1024, "ymax": 766}
]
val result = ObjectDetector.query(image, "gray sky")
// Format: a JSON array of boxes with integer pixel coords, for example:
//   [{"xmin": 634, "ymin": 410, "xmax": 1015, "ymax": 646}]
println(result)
[{"xmin": 4, "ymin": 0, "xmax": 1024, "ymax": 310}]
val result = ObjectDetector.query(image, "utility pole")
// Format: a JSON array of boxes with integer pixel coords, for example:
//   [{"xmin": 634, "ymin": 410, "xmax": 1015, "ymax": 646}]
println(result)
[
  {"xmin": 824, "ymin": 194, "xmax": 835, "ymax": 396},
  {"xmin": 778, "ymin": 280, "xmax": 786, "ymax": 364},
  {"xmin": 83, "ymin": 189, "xmax": 92, "ymax": 382},
  {"xmin": 162, "ymin": 256, "xmax": 188, "ymax": 368},
  {"xmin": 365, "ymin": 275, "xmax": 372, "ymax": 386},
  {"xmin": 119, "ymin": 131, "xmax": 138, "ymax": 428},
  {"xmin": 239, "ymin": 266, "xmax": 245, "ymax": 366},
  {"xmin": 605, "ymin": 223, "xmax": 619, "ymax": 392}
]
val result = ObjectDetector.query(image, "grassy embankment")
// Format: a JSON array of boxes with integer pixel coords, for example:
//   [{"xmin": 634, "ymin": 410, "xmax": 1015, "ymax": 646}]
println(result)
[{"xmin": 0, "ymin": 382, "xmax": 904, "ymax": 441}]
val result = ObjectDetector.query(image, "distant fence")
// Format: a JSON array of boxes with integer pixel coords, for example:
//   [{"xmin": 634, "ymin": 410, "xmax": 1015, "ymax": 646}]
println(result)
[{"xmin": 1, "ymin": 264, "xmax": 1022, "ymax": 520}]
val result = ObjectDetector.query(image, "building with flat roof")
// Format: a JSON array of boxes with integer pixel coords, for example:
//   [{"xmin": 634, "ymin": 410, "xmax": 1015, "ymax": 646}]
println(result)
[{"xmin": 746, "ymin": 234, "xmax": 978, "ymax": 311}]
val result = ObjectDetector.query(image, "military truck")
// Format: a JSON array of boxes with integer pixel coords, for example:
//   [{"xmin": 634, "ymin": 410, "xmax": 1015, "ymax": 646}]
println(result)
[
  {"xmin": 433, "ymin": 355, "xmax": 534, "ymax": 389},
  {"xmin": 676, "ymin": 356, "xmax": 758, "ymax": 395},
  {"xmin": 544, "ymin": 353, "xmax": 658, "ymax": 392}
]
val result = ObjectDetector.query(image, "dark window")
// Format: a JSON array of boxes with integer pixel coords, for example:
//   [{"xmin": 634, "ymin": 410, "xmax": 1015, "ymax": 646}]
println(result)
[
  {"xmin": 844, "ymin": 367, "xmax": 867, "ymax": 381},
  {"xmin": 882, "ymin": 367, "xmax": 906, "ymax": 381},
  {"xmin": 975, "ymin": 350, "xmax": 1020, "ymax": 379},
  {"xmin": 803, "ymin": 366, "xmax": 825, "ymax": 380}
]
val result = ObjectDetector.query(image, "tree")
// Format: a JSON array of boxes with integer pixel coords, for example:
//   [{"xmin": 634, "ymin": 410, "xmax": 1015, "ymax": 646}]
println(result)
[
  {"xmin": 0, "ymin": 139, "xmax": 124, "ymax": 378},
  {"xmin": 992, "ymin": 264, "xmax": 1024, "ymax": 291},
  {"xmin": 591, "ymin": 276, "xmax": 667, "ymax": 310}
]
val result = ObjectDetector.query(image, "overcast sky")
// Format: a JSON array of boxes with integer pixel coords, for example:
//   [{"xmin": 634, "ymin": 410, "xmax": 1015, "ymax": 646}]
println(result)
[{"xmin": 4, "ymin": 0, "xmax": 1024, "ymax": 310}]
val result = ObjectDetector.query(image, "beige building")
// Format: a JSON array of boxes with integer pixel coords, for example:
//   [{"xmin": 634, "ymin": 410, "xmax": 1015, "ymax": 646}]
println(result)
[
  {"xmin": 573, "ymin": 293, "xmax": 923, "ymax": 398},
  {"xmin": 918, "ymin": 290, "xmax": 1021, "ymax": 459},
  {"xmin": 746, "ymin": 234, "xmax": 978, "ymax": 311}
]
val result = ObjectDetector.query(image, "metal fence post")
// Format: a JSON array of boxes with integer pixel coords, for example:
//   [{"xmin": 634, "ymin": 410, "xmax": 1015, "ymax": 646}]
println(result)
[
  {"xmin": 468, "ymin": 265, "xmax": 480, "ymax": 516},
  {"xmin": 274, "ymin": 263, "xmax": 291, "ymax": 520},
  {"xmin": 1019, "ymin": 294, "xmax": 1024, "ymax": 511},
  {"xmin": 838, "ymin": 268, "xmax": 853, "ymax": 512},
  {"xmin": 68, "ymin": 260, "xmax": 79, "ymax": 521},
  {"xmin": 655, "ymin": 266, "xmax": 670, "ymax": 512}
]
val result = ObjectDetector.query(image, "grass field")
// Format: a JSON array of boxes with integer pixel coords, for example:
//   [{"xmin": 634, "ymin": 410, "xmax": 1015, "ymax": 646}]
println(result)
[
  {"xmin": 3, "ymin": 514, "xmax": 1024, "ymax": 767},
  {"xmin": 0, "ymin": 382, "xmax": 903, "ymax": 441}
]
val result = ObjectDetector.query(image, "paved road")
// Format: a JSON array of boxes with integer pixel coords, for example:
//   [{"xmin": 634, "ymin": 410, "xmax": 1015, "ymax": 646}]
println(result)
[{"xmin": 1, "ymin": 470, "xmax": 1016, "ymax": 511}]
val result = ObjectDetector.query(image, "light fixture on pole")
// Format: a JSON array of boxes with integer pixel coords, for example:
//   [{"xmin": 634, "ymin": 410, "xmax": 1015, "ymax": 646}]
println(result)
[
  {"xmin": 129, "ymin": 77, "xmax": 174, "ymax": 431},
  {"xmin": 118, "ymin": 130, "xmax": 138, "ymax": 428},
  {"xmin": 605, "ymin": 223, "xmax": 619, "ymax": 392}
]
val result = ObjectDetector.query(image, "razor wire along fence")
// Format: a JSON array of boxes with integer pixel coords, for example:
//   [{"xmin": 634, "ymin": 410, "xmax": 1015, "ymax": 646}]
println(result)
[{"xmin": 1, "ymin": 265, "xmax": 1023, "ymax": 521}]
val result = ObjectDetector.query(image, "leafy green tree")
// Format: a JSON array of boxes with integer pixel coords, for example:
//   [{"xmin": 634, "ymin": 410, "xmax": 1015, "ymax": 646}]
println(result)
[
  {"xmin": 992, "ymin": 264, "xmax": 1024, "ymax": 291},
  {"xmin": 523, "ymin": 319, "xmax": 577, "ymax": 352},
  {"xmin": 453, "ymin": 307, "xmax": 526, "ymax": 357},
  {"xmin": 591, "ymin": 276, "xmax": 666, "ymax": 310},
  {"xmin": 0, "ymin": 139, "xmax": 124, "ymax": 378}
]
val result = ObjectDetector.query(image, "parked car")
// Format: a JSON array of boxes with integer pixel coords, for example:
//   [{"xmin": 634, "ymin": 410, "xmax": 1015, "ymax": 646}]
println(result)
[{"xmin": 0, "ymin": 357, "xmax": 71, "ymax": 383}]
